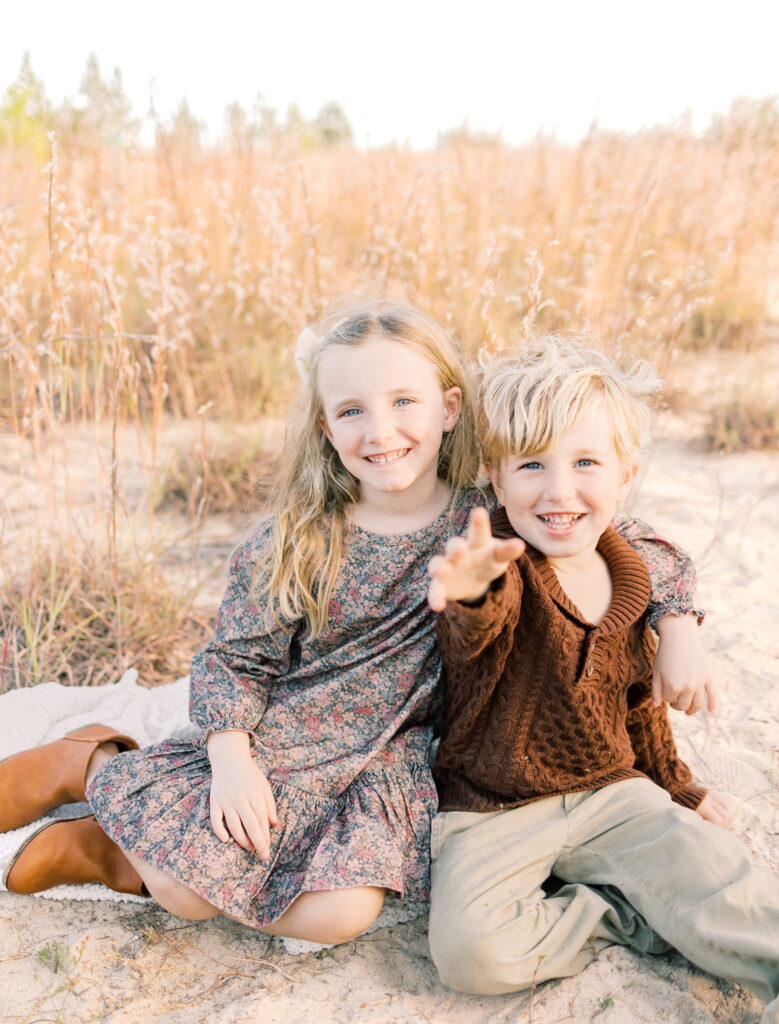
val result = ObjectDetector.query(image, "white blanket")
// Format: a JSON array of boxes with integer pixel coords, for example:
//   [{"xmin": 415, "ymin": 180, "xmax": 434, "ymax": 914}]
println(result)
[{"xmin": 0, "ymin": 670, "xmax": 195, "ymax": 903}]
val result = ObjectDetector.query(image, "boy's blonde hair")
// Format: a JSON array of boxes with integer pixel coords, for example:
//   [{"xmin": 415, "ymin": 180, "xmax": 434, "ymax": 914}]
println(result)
[
  {"xmin": 480, "ymin": 335, "xmax": 661, "ymax": 467},
  {"xmin": 258, "ymin": 297, "xmax": 480, "ymax": 636}
]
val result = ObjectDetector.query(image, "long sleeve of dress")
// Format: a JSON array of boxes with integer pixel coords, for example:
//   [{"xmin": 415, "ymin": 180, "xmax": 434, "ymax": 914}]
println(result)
[
  {"xmin": 189, "ymin": 523, "xmax": 298, "ymax": 737},
  {"xmin": 612, "ymin": 513, "xmax": 704, "ymax": 625}
]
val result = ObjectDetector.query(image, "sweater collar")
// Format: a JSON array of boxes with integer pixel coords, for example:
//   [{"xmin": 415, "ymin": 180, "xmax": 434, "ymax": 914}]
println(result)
[{"xmin": 490, "ymin": 506, "xmax": 651, "ymax": 633}]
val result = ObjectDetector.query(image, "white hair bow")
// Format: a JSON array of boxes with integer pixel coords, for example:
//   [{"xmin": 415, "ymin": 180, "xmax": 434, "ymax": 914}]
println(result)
[{"xmin": 294, "ymin": 327, "xmax": 320, "ymax": 385}]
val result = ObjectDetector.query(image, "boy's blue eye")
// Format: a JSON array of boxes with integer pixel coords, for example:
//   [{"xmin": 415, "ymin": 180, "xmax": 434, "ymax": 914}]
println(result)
[
  {"xmin": 518, "ymin": 461, "xmax": 542, "ymax": 470},
  {"xmin": 576, "ymin": 458, "xmax": 596, "ymax": 467},
  {"xmin": 395, "ymin": 397, "xmax": 412, "ymax": 407}
]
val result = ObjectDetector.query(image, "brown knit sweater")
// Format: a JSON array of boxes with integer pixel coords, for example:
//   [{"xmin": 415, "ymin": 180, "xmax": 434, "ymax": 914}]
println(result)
[{"xmin": 434, "ymin": 508, "xmax": 706, "ymax": 814}]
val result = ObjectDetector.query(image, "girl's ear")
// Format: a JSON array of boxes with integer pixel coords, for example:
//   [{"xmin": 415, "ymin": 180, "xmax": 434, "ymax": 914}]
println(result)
[
  {"xmin": 485, "ymin": 462, "xmax": 506, "ymax": 506},
  {"xmin": 442, "ymin": 386, "xmax": 462, "ymax": 432},
  {"xmin": 320, "ymin": 415, "xmax": 333, "ymax": 442},
  {"xmin": 616, "ymin": 461, "xmax": 640, "ymax": 501}
]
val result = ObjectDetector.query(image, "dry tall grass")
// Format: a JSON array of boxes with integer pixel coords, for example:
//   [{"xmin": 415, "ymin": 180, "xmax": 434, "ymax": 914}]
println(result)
[{"xmin": 2, "ymin": 108, "xmax": 778, "ymax": 687}]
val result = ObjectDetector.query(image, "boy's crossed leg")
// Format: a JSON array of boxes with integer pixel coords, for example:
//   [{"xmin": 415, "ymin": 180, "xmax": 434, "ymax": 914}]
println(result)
[
  {"xmin": 429, "ymin": 784, "xmax": 667, "ymax": 994},
  {"xmin": 429, "ymin": 777, "xmax": 779, "ymax": 1021}
]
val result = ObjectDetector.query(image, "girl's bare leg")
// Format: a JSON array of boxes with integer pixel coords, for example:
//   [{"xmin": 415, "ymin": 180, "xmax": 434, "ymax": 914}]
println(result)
[
  {"xmin": 85, "ymin": 743, "xmax": 120, "ymax": 785},
  {"xmin": 123, "ymin": 856, "xmax": 386, "ymax": 940},
  {"xmin": 259, "ymin": 886, "xmax": 386, "ymax": 944},
  {"xmin": 85, "ymin": 745, "xmax": 386, "ymax": 940}
]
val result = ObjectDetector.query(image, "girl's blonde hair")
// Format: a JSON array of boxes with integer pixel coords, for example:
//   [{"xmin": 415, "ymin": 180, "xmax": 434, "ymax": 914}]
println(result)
[
  {"xmin": 258, "ymin": 297, "xmax": 480, "ymax": 635},
  {"xmin": 480, "ymin": 335, "xmax": 662, "ymax": 468}
]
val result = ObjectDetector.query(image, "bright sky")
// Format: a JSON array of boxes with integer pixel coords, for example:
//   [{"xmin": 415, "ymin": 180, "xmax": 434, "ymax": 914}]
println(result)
[{"xmin": 3, "ymin": 0, "xmax": 779, "ymax": 148}]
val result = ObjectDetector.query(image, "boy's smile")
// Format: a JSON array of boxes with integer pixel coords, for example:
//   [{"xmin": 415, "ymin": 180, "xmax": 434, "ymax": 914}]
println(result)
[
  {"xmin": 537, "ymin": 512, "xmax": 584, "ymax": 532},
  {"xmin": 488, "ymin": 403, "xmax": 637, "ymax": 570}
]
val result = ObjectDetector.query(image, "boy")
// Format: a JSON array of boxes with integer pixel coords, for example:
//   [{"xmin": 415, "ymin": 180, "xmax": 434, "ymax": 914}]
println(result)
[{"xmin": 426, "ymin": 338, "xmax": 779, "ymax": 1022}]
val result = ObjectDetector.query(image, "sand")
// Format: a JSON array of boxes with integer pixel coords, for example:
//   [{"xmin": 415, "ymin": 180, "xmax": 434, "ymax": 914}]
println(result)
[{"xmin": 1, "ymin": 409, "xmax": 777, "ymax": 1024}]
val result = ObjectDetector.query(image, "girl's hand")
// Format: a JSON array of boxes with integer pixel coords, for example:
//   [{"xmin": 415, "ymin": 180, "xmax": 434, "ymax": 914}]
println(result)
[
  {"xmin": 695, "ymin": 789, "xmax": 736, "ymax": 829},
  {"xmin": 207, "ymin": 731, "xmax": 279, "ymax": 860},
  {"xmin": 652, "ymin": 614, "xmax": 718, "ymax": 715},
  {"xmin": 427, "ymin": 507, "xmax": 525, "ymax": 612}
]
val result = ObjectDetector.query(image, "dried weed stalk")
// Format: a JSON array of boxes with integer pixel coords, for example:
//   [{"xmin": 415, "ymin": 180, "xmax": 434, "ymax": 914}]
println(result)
[{"xmin": 1, "ymin": 112, "xmax": 778, "ymax": 689}]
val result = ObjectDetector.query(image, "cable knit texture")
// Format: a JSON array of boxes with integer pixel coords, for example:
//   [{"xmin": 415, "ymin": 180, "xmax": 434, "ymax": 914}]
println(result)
[{"xmin": 434, "ymin": 508, "xmax": 705, "ymax": 813}]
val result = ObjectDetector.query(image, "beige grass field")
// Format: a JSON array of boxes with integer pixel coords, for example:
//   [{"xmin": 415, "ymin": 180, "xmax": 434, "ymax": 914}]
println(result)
[{"xmin": 1, "ymin": 105, "xmax": 778, "ymax": 1022}]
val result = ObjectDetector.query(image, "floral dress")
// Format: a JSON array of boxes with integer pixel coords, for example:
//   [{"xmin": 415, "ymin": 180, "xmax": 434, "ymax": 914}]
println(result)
[{"xmin": 87, "ymin": 490, "xmax": 699, "ymax": 929}]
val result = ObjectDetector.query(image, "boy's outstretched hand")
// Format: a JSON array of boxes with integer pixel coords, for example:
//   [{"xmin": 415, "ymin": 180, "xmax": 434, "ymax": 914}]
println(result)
[
  {"xmin": 427, "ymin": 507, "xmax": 525, "ymax": 612},
  {"xmin": 695, "ymin": 789, "xmax": 736, "ymax": 829}
]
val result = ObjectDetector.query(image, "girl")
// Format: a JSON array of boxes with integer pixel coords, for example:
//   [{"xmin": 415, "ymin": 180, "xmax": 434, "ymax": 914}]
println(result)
[{"xmin": 0, "ymin": 299, "xmax": 708, "ymax": 944}]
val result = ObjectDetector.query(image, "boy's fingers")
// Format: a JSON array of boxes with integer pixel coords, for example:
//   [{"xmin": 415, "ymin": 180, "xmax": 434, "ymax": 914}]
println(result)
[
  {"xmin": 444, "ymin": 536, "xmax": 468, "ymax": 558},
  {"xmin": 494, "ymin": 537, "xmax": 524, "ymax": 562},
  {"xmin": 430, "ymin": 554, "xmax": 459, "ymax": 580},
  {"xmin": 467, "ymin": 507, "xmax": 492, "ymax": 544},
  {"xmin": 428, "ymin": 579, "xmax": 447, "ymax": 611},
  {"xmin": 706, "ymin": 681, "xmax": 718, "ymax": 713},
  {"xmin": 428, "ymin": 554, "xmax": 446, "ymax": 577}
]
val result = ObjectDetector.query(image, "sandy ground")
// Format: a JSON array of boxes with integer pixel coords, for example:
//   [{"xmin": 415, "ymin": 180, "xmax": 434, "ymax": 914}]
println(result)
[{"xmin": 1, "ymin": 405, "xmax": 777, "ymax": 1024}]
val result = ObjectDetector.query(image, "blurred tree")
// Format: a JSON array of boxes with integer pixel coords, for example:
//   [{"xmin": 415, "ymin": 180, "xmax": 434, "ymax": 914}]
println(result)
[
  {"xmin": 284, "ymin": 102, "xmax": 307, "ymax": 136},
  {"xmin": 313, "ymin": 101, "xmax": 353, "ymax": 148},
  {"xmin": 281, "ymin": 100, "xmax": 353, "ymax": 150},
  {"xmin": 169, "ymin": 98, "xmax": 204, "ymax": 151},
  {"xmin": 437, "ymin": 120, "xmax": 501, "ymax": 148},
  {"xmin": 0, "ymin": 52, "xmax": 52, "ymax": 158},
  {"xmin": 224, "ymin": 94, "xmax": 279, "ymax": 152},
  {"xmin": 60, "ymin": 52, "xmax": 139, "ymax": 147},
  {"xmin": 706, "ymin": 96, "xmax": 779, "ymax": 148}
]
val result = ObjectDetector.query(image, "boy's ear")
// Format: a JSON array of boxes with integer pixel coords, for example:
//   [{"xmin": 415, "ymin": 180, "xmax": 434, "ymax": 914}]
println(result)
[
  {"xmin": 485, "ymin": 462, "xmax": 506, "ymax": 505},
  {"xmin": 616, "ymin": 462, "xmax": 640, "ymax": 501},
  {"xmin": 442, "ymin": 386, "xmax": 462, "ymax": 432}
]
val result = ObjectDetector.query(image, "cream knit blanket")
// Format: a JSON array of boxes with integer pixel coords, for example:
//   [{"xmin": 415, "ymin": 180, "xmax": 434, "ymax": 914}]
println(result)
[{"xmin": 0, "ymin": 670, "xmax": 194, "ymax": 903}]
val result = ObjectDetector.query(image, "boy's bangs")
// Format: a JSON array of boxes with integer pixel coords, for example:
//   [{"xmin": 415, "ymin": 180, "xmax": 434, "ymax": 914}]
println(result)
[{"xmin": 485, "ymin": 371, "xmax": 606, "ymax": 464}]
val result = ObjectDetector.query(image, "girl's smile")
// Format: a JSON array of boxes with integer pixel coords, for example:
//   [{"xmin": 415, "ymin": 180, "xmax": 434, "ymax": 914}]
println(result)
[
  {"xmin": 318, "ymin": 335, "xmax": 462, "ymax": 522},
  {"xmin": 365, "ymin": 448, "xmax": 410, "ymax": 464}
]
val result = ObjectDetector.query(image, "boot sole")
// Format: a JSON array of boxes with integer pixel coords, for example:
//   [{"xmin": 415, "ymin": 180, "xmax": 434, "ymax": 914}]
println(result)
[{"xmin": 2, "ymin": 814, "xmax": 94, "ymax": 890}]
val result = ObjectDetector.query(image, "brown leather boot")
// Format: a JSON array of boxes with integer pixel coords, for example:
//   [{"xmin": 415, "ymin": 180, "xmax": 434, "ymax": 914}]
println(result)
[
  {"xmin": 0, "ymin": 725, "xmax": 138, "ymax": 833},
  {"xmin": 3, "ymin": 815, "xmax": 148, "ymax": 896}
]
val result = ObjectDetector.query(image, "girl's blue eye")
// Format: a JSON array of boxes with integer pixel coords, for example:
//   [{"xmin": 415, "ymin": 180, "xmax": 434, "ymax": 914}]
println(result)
[
  {"xmin": 576, "ymin": 458, "xmax": 596, "ymax": 467},
  {"xmin": 339, "ymin": 407, "xmax": 361, "ymax": 418}
]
